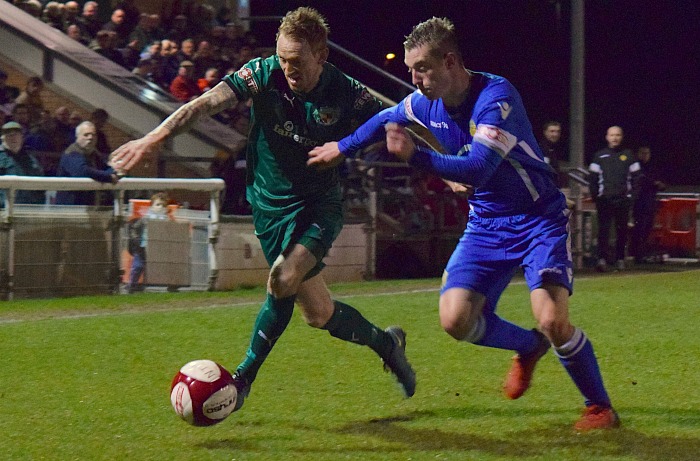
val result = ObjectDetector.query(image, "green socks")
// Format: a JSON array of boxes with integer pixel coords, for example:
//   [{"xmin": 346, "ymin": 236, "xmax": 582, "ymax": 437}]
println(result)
[
  {"xmin": 323, "ymin": 300, "xmax": 392, "ymax": 358},
  {"xmin": 236, "ymin": 293, "xmax": 295, "ymax": 382}
]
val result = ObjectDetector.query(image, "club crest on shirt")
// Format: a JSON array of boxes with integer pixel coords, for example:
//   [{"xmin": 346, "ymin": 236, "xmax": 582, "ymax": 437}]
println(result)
[
  {"xmin": 469, "ymin": 120, "xmax": 477, "ymax": 136},
  {"xmin": 313, "ymin": 106, "xmax": 341, "ymax": 126}
]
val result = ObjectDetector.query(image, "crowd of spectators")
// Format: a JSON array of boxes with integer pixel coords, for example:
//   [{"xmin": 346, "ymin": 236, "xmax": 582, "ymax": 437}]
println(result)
[{"xmin": 2, "ymin": 0, "xmax": 263, "ymax": 209}]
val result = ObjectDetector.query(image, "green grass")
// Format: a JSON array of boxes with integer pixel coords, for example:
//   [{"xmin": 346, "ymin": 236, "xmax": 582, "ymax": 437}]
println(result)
[{"xmin": 1, "ymin": 271, "xmax": 699, "ymax": 460}]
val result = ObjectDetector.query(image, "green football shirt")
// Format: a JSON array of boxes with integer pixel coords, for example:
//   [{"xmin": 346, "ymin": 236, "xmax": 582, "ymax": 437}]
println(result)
[{"xmin": 223, "ymin": 56, "xmax": 382, "ymax": 215}]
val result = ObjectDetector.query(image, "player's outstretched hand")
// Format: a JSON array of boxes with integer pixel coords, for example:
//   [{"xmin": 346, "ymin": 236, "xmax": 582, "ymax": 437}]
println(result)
[
  {"xmin": 307, "ymin": 141, "xmax": 345, "ymax": 169},
  {"xmin": 385, "ymin": 123, "xmax": 416, "ymax": 162},
  {"xmin": 109, "ymin": 136, "xmax": 163, "ymax": 173}
]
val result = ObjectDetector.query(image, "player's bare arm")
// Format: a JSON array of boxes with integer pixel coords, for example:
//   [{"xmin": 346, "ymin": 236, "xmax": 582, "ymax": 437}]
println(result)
[
  {"xmin": 307, "ymin": 141, "xmax": 344, "ymax": 169},
  {"xmin": 385, "ymin": 123, "xmax": 416, "ymax": 162},
  {"xmin": 109, "ymin": 82, "xmax": 237, "ymax": 172}
]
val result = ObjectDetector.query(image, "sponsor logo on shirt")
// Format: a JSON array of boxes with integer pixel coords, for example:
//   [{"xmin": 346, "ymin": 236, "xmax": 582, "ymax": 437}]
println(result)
[
  {"xmin": 497, "ymin": 101, "xmax": 512, "ymax": 120},
  {"xmin": 273, "ymin": 123, "xmax": 321, "ymax": 147},
  {"xmin": 236, "ymin": 67, "xmax": 259, "ymax": 94},
  {"xmin": 353, "ymin": 88, "xmax": 373, "ymax": 110},
  {"xmin": 430, "ymin": 120, "xmax": 449, "ymax": 129}
]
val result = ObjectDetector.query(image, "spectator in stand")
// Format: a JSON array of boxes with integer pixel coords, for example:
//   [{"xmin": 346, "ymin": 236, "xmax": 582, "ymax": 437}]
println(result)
[
  {"xmin": 198, "ymin": 67, "xmax": 220, "ymax": 93},
  {"xmin": 177, "ymin": 38, "xmax": 196, "ymax": 64},
  {"xmin": 42, "ymin": 2, "xmax": 65, "ymax": 30},
  {"xmin": 92, "ymin": 30, "xmax": 127, "ymax": 68},
  {"xmin": 55, "ymin": 121, "xmax": 118, "ymax": 206},
  {"xmin": 222, "ymin": 22, "xmax": 245, "ymax": 52},
  {"xmin": 119, "ymin": 38, "xmax": 142, "ymax": 70},
  {"xmin": 0, "ymin": 121, "xmax": 45, "ymax": 205},
  {"xmin": 188, "ymin": 3, "xmax": 215, "ymax": 43},
  {"xmin": 165, "ymin": 14, "xmax": 189, "ymax": 45},
  {"xmin": 15, "ymin": 76, "xmax": 45, "ymax": 127},
  {"xmin": 66, "ymin": 23, "xmax": 88, "ymax": 46},
  {"xmin": 113, "ymin": 0, "xmax": 141, "ymax": 38},
  {"xmin": 169, "ymin": 60, "xmax": 201, "ymax": 102},
  {"xmin": 90, "ymin": 108, "xmax": 111, "ymax": 162},
  {"xmin": 539, "ymin": 120, "xmax": 568, "ymax": 188},
  {"xmin": 588, "ymin": 126, "xmax": 641, "ymax": 272},
  {"xmin": 17, "ymin": 0, "xmax": 42, "ymax": 19},
  {"xmin": 68, "ymin": 110, "xmax": 83, "ymax": 140},
  {"xmin": 132, "ymin": 57, "xmax": 158, "ymax": 83},
  {"xmin": 24, "ymin": 109, "xmax": 57, "ymax": 175},
  {"xmin": 101, "ymin": 9, "xmax": 130, "ymax": 48},
  {"xmin": 0, "ymin": 70, "xmax": 21, "ymax": 106},
  {"xmin": 231, "ymin": 43, "xmax": 255, "ymax": 70},
  {"xmin": 10, "ymin": 103, "xmax": 33, "ymax": 135},
  {"xmin": 157, "ymin": 39, "xmax": 181, "ymax": 88},
  {"xmin": 631, "ymin": 145, "xmax": 665, "ymax": 264},
  {"xmin": 78, "ymin": 1, "xmax": 102, "ymax": 42},
  {"xmin": 51, "ymin": 106, "xmax": 74, "ymax": 153},
  {"xmin": 128, "ymin": 13, "xmax": 153, "ymax": 54},
  {"xmin": 62, "ymin": 1, "xmax": 80, "ymax": 31},
  {"xmin": 210, "ymin": 147, "xmax": 249, "ymax": 215},
  {"xmin": 192, "ymin": 40, "xmax": 221, "ymax": 79},
  {"xmin": 140, "ymin": 40, "xmax": 162, "ymax": 61}
]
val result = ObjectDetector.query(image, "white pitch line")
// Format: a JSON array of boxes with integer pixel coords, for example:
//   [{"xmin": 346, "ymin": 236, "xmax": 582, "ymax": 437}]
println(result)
[{"xmin": 0, "ymin": 272, "xmax": 675, "ymax": 326}]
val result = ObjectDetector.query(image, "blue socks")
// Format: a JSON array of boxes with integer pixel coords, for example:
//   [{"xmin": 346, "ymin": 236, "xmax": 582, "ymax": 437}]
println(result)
[{"xmin": 554, "ymin": 328, "xmax": 612, "ymax": 407}]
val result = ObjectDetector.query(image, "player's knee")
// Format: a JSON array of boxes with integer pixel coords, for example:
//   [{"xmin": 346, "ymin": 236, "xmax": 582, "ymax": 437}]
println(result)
[
  {"xmin": 300, "ymin": 309, "xmax": 329, "ymax": 329},
  {"xmin": 297, "ymin": 299, "xmax": 333, "ymax": 329},
  {"xmin": 536, "ymin": 317, "xmax": 572, "ymax": 345},
  {"xmin": 268, "ymin": 268, "xmax": 299, "ymax": 299},
  {"xmin": 440, "ymin": 309, "xmax": 476, "ymax": 341},
  {"xmin": 439, "ymin": 290, "xmax": 483, "ymax": 341}
]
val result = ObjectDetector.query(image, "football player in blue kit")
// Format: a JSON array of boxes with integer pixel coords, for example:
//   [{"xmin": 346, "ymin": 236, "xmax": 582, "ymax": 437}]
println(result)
[{"xmin": 309, "ymin": 17, "xmax": 619, "ymax": 431}]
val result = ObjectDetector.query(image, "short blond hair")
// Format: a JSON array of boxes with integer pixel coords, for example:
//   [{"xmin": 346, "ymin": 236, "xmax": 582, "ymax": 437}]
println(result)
[
  {"xmin": 276, "ymin": 7, "xmax": 329, "ymax": 52},
  {"xmin": 404, "ymin": 17, "xmax": 462, "ymax": 62}
]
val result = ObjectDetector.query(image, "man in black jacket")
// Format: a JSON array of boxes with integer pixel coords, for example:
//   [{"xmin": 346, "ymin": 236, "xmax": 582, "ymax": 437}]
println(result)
[{"xmin": 588, "ymin": 126, "xmax": 641, "ymax": 271}]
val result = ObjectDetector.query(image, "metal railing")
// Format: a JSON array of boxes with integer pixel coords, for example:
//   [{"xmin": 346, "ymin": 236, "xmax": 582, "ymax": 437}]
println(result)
[{"xmin": 0, "ymin": 176, "xmax": 224, "ymax": 300}]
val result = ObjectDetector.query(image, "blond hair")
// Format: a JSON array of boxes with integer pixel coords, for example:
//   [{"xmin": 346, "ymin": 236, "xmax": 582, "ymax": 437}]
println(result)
[
  {"xmin": 276, "ymin": 7, "xmax": 329, "ymax": 52},
  {"xmin": 403, "ymin": 17, "xmax": 462, "ymax": 62}
]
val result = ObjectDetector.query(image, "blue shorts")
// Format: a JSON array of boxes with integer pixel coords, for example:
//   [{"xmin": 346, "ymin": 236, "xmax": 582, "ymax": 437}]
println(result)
[{"xmin": 441, "ymin": 209, "xmax": 573, "ymax": 312}]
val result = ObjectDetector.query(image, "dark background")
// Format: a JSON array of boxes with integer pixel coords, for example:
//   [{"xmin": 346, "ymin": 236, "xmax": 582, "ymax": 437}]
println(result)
[{"xmin": 251, "ymin": 0, "xmax": 699, "ymax": 187}]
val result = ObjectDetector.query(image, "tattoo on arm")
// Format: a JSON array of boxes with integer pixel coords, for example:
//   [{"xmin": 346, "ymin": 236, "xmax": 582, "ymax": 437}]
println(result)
[{"xmin": 157, "ymin": 83, "xmax": 237, "ymax": 137}]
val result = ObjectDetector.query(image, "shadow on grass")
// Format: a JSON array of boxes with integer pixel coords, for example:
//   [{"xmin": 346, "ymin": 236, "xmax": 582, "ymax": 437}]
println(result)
[
  {"xmin": 197, "ymin": 406, "xmax": 700, "ymax": 460},
  {"xmin": 331, "ymin": 407, "xmax": 700, "ymax": 460}
]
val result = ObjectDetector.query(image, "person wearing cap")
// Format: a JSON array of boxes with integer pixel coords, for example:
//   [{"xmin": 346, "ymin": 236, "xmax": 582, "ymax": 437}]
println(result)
[
  {"xmin": 0, "ymin": 121, "xmax": 45, "ymax": 206},
  {"xmin": 169, "ymin": 60, "xmax": 201, "ymax": 102},
  {"xmin": 55, "ymin": 121, "xmax": 119, "ymax": 206}
]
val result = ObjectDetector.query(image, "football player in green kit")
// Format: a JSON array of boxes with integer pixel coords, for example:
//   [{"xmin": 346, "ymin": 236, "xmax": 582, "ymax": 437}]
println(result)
[{"xmin": 109, "ymin": 7, "xmax": 416, "ymax": 410}]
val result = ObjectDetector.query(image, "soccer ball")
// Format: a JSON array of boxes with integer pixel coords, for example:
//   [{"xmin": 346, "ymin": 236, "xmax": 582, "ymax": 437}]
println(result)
[{"xmin": 170, "ymin": 360, "xmax": 238, "ymax": 426}]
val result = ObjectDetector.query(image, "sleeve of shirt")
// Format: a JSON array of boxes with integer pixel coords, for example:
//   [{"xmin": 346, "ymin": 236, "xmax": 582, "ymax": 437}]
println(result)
[
  {"xmin": 337, "ymin": 94, "xmax": 413, "ymax": 158},
  {"xmin": 222, "ymin": 57, "xmax": 266, "ymax": 100},
  {"xmin": 410, "ymin": 84, "xmax": 518, "ymax": 188}
]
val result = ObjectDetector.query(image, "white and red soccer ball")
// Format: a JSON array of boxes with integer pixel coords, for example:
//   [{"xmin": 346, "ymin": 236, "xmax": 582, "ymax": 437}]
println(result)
[{"xmin": 170, "ymin": 360, "xmax": 238, "ymax": 426}]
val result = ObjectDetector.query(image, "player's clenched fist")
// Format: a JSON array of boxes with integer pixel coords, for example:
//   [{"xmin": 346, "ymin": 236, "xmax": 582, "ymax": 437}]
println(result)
[{"xmin": 385, "ymin": 123, "xmax": 416, "ymax": 162}]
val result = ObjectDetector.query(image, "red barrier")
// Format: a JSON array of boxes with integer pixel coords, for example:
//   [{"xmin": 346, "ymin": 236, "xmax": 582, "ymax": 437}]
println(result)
[{"xmin": 649, "ymin": 198, "xmax": 698, "ymax": 257}]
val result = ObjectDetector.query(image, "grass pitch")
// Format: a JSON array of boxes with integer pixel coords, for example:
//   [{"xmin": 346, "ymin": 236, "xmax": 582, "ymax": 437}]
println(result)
[{"xmin": 1, "ymin": 269, "xmax": 699, "ymax": 460}]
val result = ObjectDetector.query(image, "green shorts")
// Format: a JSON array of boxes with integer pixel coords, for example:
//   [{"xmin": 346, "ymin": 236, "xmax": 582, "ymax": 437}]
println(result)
[{"xmin": 252, "ymin": 191, "xmax": 344, "ymax": 279}]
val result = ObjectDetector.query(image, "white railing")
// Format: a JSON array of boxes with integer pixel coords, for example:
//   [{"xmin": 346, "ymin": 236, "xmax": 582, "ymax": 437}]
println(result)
[{"xmin": 0, "ymin": 176, "xmax": 225, "ymax": 299}]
